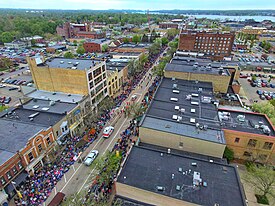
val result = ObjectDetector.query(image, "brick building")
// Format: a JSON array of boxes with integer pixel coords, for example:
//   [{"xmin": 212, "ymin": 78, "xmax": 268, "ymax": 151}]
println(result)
[
  {"xmin": 219, "ymin": 109, "xmax": 275, "ymax": 164},
  {"xmin": 75, "ymin": 31, "xmax": 106, "ymax": 39},
  {"xmin": 83, "ymin": 39, "xmax": 111, "ymax": 53},
  {"xmin": 178, "ymin": 30, "xmax": 235, "ymax": 60}
]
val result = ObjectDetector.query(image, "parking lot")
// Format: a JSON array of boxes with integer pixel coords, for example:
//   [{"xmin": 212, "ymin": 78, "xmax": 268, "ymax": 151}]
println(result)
[
  {"xmin": 0, "ymin": 85, "xmax": 25, "ymax": 106},
  {"xmin": 239, "ymin": 71, "xmax": 275, "ymax": 105}
]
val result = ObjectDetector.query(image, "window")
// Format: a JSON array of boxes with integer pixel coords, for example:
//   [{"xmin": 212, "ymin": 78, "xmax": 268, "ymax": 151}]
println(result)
[
  {"xmin": 12, "ymin": 166, "xmax": 18, "ymax": 175},
  {"xmin": 179, "ymin": 142, "xmax": 183, "ymax": 147},
  {"xmin": 243, "ymin": 151, "xmax": 252, "ymax": 157},
  {"xmin": 234, "ymin": 138, "xmax": 240, "ymax": 143},
  {"xmin": 18, "ymin": 162, "xmax": 23, "ymax": 170},
  {"xmin": 65, "ymin": 125, "xmax": 68, "ymax": 131},
  {"xmin": 88, "ymin": 73, "xmax": 93, "ymax": 81},
  {"xmin": 28, "ymin": 152, "xmax": 34, "ymax": 162},
  {"xmin": 38, "ymin": 144, "xmax": 43, "ymax": 152},
  {"xmin": 89, "ymin": 81, "xmax": 94, "ymax": 89},
  {"xmin": 6, "ymin": 171, "xmax": 12, "ymax": 180},
  {"xmin": 263, "ymin": 142, "xmax": 273, "ymax": 150},
  {"xmin": 46, "ymin": 137, "xmax": 51, "ymax": 145},
  {"xmin": 0, "ymin": 176, "xmax": 6, "ymax": 185},
  {"xmin": 247, "ymin": 139, "xmax": 257, "ymax": 147},
  {"xmin": 102, "ymin": 72, "xmax": 106, "ymax": 79},
  {"xmin": 56, "ymin": 131, "xmax": 59, "ymax": 137},
  {"xmin": 259, "ymin": 154, "xmax": 268, "ymax": 161}
]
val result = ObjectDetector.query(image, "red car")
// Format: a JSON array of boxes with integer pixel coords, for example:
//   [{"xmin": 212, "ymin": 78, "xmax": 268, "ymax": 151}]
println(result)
[{"xmin": 261, "ymin": 83, "xmax": 266, "ymax": 87}]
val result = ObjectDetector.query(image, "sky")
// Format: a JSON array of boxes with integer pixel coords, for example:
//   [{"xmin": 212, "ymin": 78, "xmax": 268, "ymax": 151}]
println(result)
[{"xmin": 0, "ymin": 0, "xmax": 275, "ymax": 10}]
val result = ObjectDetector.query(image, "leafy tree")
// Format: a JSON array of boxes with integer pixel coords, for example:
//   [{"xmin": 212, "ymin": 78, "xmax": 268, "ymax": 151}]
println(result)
[
  {"xmin": 243, "ymin": 164, "xmax": 275, "ymax": 204},
  {"xmin": 161, "ymin": 37, "xmax": 169, "ymax": 45},
  {"xmin": 76, "ymin": 45, "xmax": 85, "ymax": 55},
  {"xmin": 64, "ymin": 51, "xmax": 74, "ymax": 59},
  {"xmin": 166, "ymin": 28, "xmax": 179, "ymax": 40},
  {"xmin": 223, "ymin": 146, "xmax": 234, "ymax": 162},
  {"xmin": 132, "ymin": 34, "xmax": 141, "ymax": 44},
  {"xmin": 123, "ymin": 38, "xmax": 129, "ymax": 43},
  {"xmin": 73, "ymin": 40, "xmax": 78, "ymax": 46},
  {"xmin": 252, "ymin": 102, "xmax": 275, "ymax": 125},
  {"xmin": 127, "ymin": 103, "xmax": 146, "ymax": 118},
  {"xmin": 139, "ymin": 53, "xmax": 148, "ymax": 65},
  {"xmin": 101, "ymin": 44, "xmax": 108, "ymax": 52},
  {"xmin": 0, "ymin": 57, "xmax": 13, "ymax": 68},
  {"xmin": 0, "ymin": 31, "xmax": 13, "ymax": 43}
]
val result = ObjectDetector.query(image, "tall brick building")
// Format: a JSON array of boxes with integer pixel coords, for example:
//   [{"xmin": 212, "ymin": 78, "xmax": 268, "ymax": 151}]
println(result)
[{"xmin": 178, "ymin": 30, "xmax": 235, "ymax": 60}]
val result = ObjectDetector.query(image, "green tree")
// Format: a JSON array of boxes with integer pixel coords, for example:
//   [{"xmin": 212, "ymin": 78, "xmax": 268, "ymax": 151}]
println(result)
[
  {"xmin": 101, "ymin": 44, "xmax": 108, "ymax": 52},
  {"xmin": 243, "ymin": 165, "xmax": 275, "ymax": 205},
  {"xmin": 127, "ymin": 103, "xmax": 146, "ymax": 118},
  {"xmin": 64, "ymin": 51, "xmax": 74, "ymax": 59},
  {"xmin": 0, "ymin": 57, "xmax": 13, "ymax": 69},
  {"xmin": 132, "ymin": 34, "xmax": 141, "ymax": 44},
  {"xmin": 73, "ymin": 40, "xmax": 78, "ymax": 46},
  {"xmin": 252, "ymin": 102, "xmax": 275, "ymax": 125},
  {"xmin": 123, "ymin": 38, "xmax": 129, "ymax": 43},
  {"xmin": 223, "ymin": 147, "xmax": 234, "ymax": 162},
  {"xmin": 76, "ymin": 45, "xmax": 85, "ymax": 55},
  {"xmin": 0, "ymin": 32, "xmax": 13, "ymax": 43},
  {"xmin": 161, "ymin": 37, "xmax": 169, "ymax": 45},
  {"xmin": 139, "ymin": 53, "xmax": 148, "ymax": 65}
]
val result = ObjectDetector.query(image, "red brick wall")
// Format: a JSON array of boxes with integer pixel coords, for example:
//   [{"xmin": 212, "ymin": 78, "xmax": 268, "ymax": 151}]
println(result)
[
  {"xmin": 83, "ymin": 42, "xmax": 101, "ymax": 52},
  {"xmin": 76, "ymin": 32, "xmax": 106, "ymax": 39}
]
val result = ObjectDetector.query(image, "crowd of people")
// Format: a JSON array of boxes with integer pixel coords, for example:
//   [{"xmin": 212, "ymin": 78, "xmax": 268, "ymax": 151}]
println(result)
[{"xmin": 13, "ymin": 45, "xmax": 165, "ymax": 206}]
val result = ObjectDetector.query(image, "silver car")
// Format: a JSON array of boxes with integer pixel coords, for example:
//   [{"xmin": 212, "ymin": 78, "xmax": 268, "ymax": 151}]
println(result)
[{"xmin": 84, "ymin": 150, "xmax": 99, "ymax": 166}]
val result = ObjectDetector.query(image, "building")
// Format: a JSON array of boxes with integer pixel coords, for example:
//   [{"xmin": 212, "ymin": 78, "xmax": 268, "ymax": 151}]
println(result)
[
  {"xmin": 46, "ymin": 45, "xmax": 67, "ymax": 53},
  {"xmin": 0, "ymin": 117, "xmax": 56, "ymax": 199},
  {"xmin": 114, "ymin": 43, "xmax": 150, "ymax": 53},
  {"xmin": 4, "ymin": 41, "xmax": 31, "ymax": 49},
  {"xmin": 106, "ymin": 59, "xmax": 129, "ymax": 96},
  {"xmin": 115, "ymin": 146, "xmax": 246, "ymax": 206},
  {"xmin": 178, "ymin": 30, "xmax": 235, "ymax": 60},
  {"xmin": 218, "ymin": 109, "xmax": 275, "ymax": 164},
  {"xmin": 240, "ymin": 26, "xmax": 267, "ymax": 35},
  {"xmin": 83, "ymin": 39, "xmax": 111, "ymax": 53},
  {"xmin": 75, "ymin": 31, "xmax": 106, "ymax": 39},
  {"xmin": 164, "ymin": 55, "xmax": 240, "ymax": 93},
  {"xmin": 111, "ymin": 52, "xmax": 142, "ymax": 60},
  {"xmin": 25, "ymin": 90, "xmax": 91, "ymax": 136},
  {"xmin": 27, "ymin": 57, "xmax": 108, "ymax": 107},
  {"xmin": 139, "ymin": 78, "xmax": 226, "ymax": 158},
  {"xmin": 159, "ymin": 22, "xmax": 179, "ymax": 29}
]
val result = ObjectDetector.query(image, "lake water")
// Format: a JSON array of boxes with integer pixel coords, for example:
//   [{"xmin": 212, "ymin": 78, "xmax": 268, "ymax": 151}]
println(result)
[{"xmin": 184, "ymin": 14, "xmax": 275, "ymax": 22}]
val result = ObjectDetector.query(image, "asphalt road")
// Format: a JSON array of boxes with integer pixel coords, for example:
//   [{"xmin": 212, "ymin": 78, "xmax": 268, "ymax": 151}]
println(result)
[{"xmin": 43, "ymin": 48, "xmax": 168, "ymax": 205}]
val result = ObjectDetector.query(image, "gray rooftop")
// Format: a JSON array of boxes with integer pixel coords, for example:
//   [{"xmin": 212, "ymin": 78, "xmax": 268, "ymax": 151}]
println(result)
[
  {"xmin": 1, "ymin": 108, "xmax": 65, "ymax": 127},
  {"xmin": 86, "ymin": 38, "xmax": 110, "ymax": 44},
  {"xmin": 141, "ymin": 78, "xmax": 225, "ymax": 144},
  {"xmin": 27, "ymin": 90, "xmax": 84, "ymax": 103},
  {"xmin": 39, "ymin": 58, "xmax": 102, "ymax": 70},
  {"xmin": 106, "ymin": 60, "xmax": 128, "ymax": 71},
  {"xmin": 219, "ymin": 109, "xmax": 275, "ymax": 136},
  {"xmin": 0, "ymin": 119, "xmax": 47, "ymax": 165},
  {"xmin": 111, "ymin": 52, "xmax": 142, "ymax": 56},
  {"xmin": 23, "ymin": 99, "xmax": 77, "ymax": 114},
  {"xmin": 118, "ymin": 43, "xmax": 151, "ymax": 48},
  {"xmin": 117, "ymin": 146, "xmax": 246, "ymax": 206}
]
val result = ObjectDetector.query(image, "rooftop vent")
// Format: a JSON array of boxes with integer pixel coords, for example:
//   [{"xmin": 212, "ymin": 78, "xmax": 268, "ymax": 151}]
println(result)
[
  {"xmin": 170, "ymin": 98, "xmax": 178, "ymax": 102},
  {"xmin": 68, "ymin": 62, "xmax": 72, "ymax": 64},
  {"xmin": 178, "ymin": 168, "xmax": 183, "ymax": 172},
  {"xmin": 191, "ymin": 109, "xmax": 196, "ymax": 113},
  {"xmin": 191, "ymin": 101, "xmax": 199, "ymax": 105},
  {"xmin": 237, "ymin": 115, "xmax": 245, "ymax": 122},
  {"xmin": 173, "ymin": 90, "xmax": 180, "ymax": 94},
  {"xmin": 191, "ymin": 93, "xmax": 199, "ymax": 97},
  {"xmin": 28, "ymin": 112, "xmax": 39, "ymax": 118},
  {"xmin": 191, "ymin": 162, "xmax": 197, "ymax": 166},
  {"xmin": 172, "ymin": 115, "xmax": 178, "ymax": 120},
  {"xmin": 172, "ymin": 84, "xmax": 178, "ymax": 89},
  {"xmin": 209, "ymin": 160, "xmax": 214, "ymax": 163},
  {"xmin": 71, "ymin": 67, "xmax": 77, "ymax": 69},
  {"xmin": 176, "ymin": 185, "xmax": 181, "ymax": 191},
  {"xmin": 254, "ymin": 125, "xmax": 260, "ymax": 129},
  {"xmin": 172, "ymin": 77, "xmax": 176, "ymax": 81},
  {"xmin": 41, "ymin": 107, "xmax": 49, "ymax": 111},
  {"xmin": 175, "ymin": 106, "xmax": 180, "ymax": 110},
  {"xmin": 33, "ymin": 105, "xmax": 40, "ymax": 109},
  {"xmin": 49, "ymin": 100, "xmax": 55, "ymax": 106},
  {"xmin": 190, "ymin": 118, "xmax": 196, "ymax": 123},
  {"xmin": 60, "ymin": 61, "xmax": 64, "ymax": 64}
]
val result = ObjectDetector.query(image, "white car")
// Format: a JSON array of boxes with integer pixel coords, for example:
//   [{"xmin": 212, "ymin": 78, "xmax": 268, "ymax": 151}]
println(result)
[
  {"xmin": 84, "ymin": 150, "xmax": 99, "ymax": 166},
  {"xmin": 103, "ymin": 126, "xmax": 114, "ymax": 138},
  {"xmin": 0, "ymin": 84, "xmax": 6, "ymax": 88}
]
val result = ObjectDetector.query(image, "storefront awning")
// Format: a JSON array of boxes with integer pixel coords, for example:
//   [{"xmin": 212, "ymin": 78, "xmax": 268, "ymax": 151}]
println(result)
[{"xmin": 5, "ymin": 171, "xmax": 29, "ymax": 194}]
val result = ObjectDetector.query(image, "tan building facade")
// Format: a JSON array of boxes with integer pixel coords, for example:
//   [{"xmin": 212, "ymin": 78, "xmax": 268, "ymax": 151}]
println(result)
[{"xmin": 139, "ymin": 127, "xmax": 226, "ymax": 158}]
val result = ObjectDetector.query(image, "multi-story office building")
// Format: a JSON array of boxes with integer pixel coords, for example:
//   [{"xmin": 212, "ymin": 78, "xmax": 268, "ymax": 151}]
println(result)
[
  {"xmin": 178, "ymin": 30, "xmax": 235, "ymax": 60},
  {"xmin": 28, "ymin": 57, "xmax": 108, "ymax": 108}
]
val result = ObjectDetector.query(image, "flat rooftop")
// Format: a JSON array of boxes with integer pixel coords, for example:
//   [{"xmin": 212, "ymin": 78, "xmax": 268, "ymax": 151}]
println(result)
[
  {"xmin": 141, "ymin": 78, "xmax": 225, "ymax": 144},
  {"xmin": 39, "ymin": 58, "xmax": 102, "ymax": 70},
  {"xmin": 1, "ymin": 108, "xmax": 65, "ymax": 127},
  {"xmin": 117, "ymin": 146, "xmax": 246, "ymax": 206},
  {"xmin": 106, "ymin": 60, "xmax": 128, "ymax": 71},
  {"xmin": 0, "ymin": 119, "xmax": 47, "ymax": 165},
  {"xmin": 111, "ymin": 52, "xmax": 142, "ymax": 56},
  {"xmin": 165, "ymin": 58, "xmax": 231, "ymax": 76},
  {"xmin": 23, "ymin": 99, "xmax": 77, "ymax": 115},
  {"xmin": 219, "ymin": 109, "xmax": 275, "ymax": 136},
  {"xmin": 118, "ymin": 43, "xmax": 151, "ymax": 48},
  {"xmin": 27, "ymin": 90, "xmax": 84, "ymax": 103},
  {"xmin": 113, "ymin": 196, "xmax": 154, "ymax": 206}
]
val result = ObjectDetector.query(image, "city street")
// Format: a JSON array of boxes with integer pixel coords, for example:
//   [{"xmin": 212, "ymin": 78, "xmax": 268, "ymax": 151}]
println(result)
[{"xmin": 43, "ymin": 48, "xmax": 168, "ymax": 205}]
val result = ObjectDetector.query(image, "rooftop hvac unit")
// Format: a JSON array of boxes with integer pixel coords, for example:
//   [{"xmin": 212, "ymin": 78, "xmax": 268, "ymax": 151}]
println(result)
[
  {"xmin": 68, "ymin": 62, "xmax": 72, "ymax": 64},
  {"xmin": 49, "ymin": 100, "xmax": 55, "ymax": 106},
  {"xmin": 191, "ymin": 162, "xmax": 197, "ymax": 166},
  {"xmin": 176, "ymin": 185, "xmax": 181, "ymax": 191},
  {"xmin": 254, "ymin": 125, "xmax": 260, "ymax": 129},
  {"xmin": 198, "ymin": 88, "xmax": 203, "ymax": 92},
  {"xmin": 33, "ymin": 105, "xmax": 39, "ymax": 109},
  {"xmin": 262, "ymin": 125, "xmax": 271, "ymax": 135},
  {"xmin": 175, "ymin": 106, "xmax": 180, "ymax": 110},
  {"xmin": 191, "ymin": 101, "xmax": 199, "ymax": 105},
  {"xmin": 172, "ymin": 84, "xmax": 178, "ymax": 89},
  {"xmin": 180, "ymin": 108, "xmax": 185, "ymax": 113},
  {"xmin": 173, "ymin": 90, "xmax": 180, "ymax": 94},
  {"xmin": 172, "ymin": 77, "xmax": 176, "ymax": 81},
  {"xmin": 190, "ymin": 118, "xmax": 196, "ymax": 123},
  {"xmin": 186, "ymin": 95, "xmax": 191, "ymax": 100},
  {"xmin": 172, "ymin": 115, "xmax": 178, "ymax": 120},
  {"xmin": 177, "ymin": 116, "xmax": 182, "ymax": 121},
  {"xmin": 60, "ymin": 61, "xmax": 64, "ymax": 64},
  {"xmin": 178, "ymin": 168, "xmax": 183, "ymax": 172},
  {"xmin": 28, "ymin": 112, "xmax": 39, "ymax": 118},
  {"xmin": 191, "ymin": 93, "xmax": 199, "ymax": 97},
  {"xmin": 156, "ymin": 186, "xmax": 165, "ymax": 191},
  {"xmin": 193, "ymin": 171, "xmax": 202, "ymax": 186},
  {"xmin": 191, "ymin": 109, "xmax": 196, "ymax": 113},
  {"xmin": 237, "ymin": 115, "xmax": 245, "ymax": 122},
  {"xmin": 41, "ymin": 107, "xmax": 49, "ymax": 111},
  {"xmin": 71, "ymin": 67, "xmax": 77, "ymax": 69}
]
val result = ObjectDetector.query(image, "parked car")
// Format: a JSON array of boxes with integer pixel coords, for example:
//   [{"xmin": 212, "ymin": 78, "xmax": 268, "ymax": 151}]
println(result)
[
  {"xmin": 260, "ymin": 95, "xmax": 266, "ymax": 100},
  {"xmin": 257, "ymin": 90, "xmax": 263, "ymax": 95},
  {"xmin": 8, "ymin": 87, "xmax": 18, "ymax": 91},
  {"xmin": 0, "ymin": 96, "xmax": 5, "ymax": 103},
  {"xmin": 0, "ymin": 72, "xmax": 4, "ymax": 76},
  {"xmin": 84, "ymin": 150, "xmax": 99, "ymax": 166},
  {"xmin": 266, "ymin": 95, "xmax": 272, "ymax": 100},
  {"xmin": 103, "ymin": 126, "xmax": 114, "ymax": 138},
  {"xmin": 0, "ymin": 84, "xmax": 6, "ymax": 88},
  {"xmin": 4, "ymin": 97, "xmax": 11, "ymax": 104}
]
